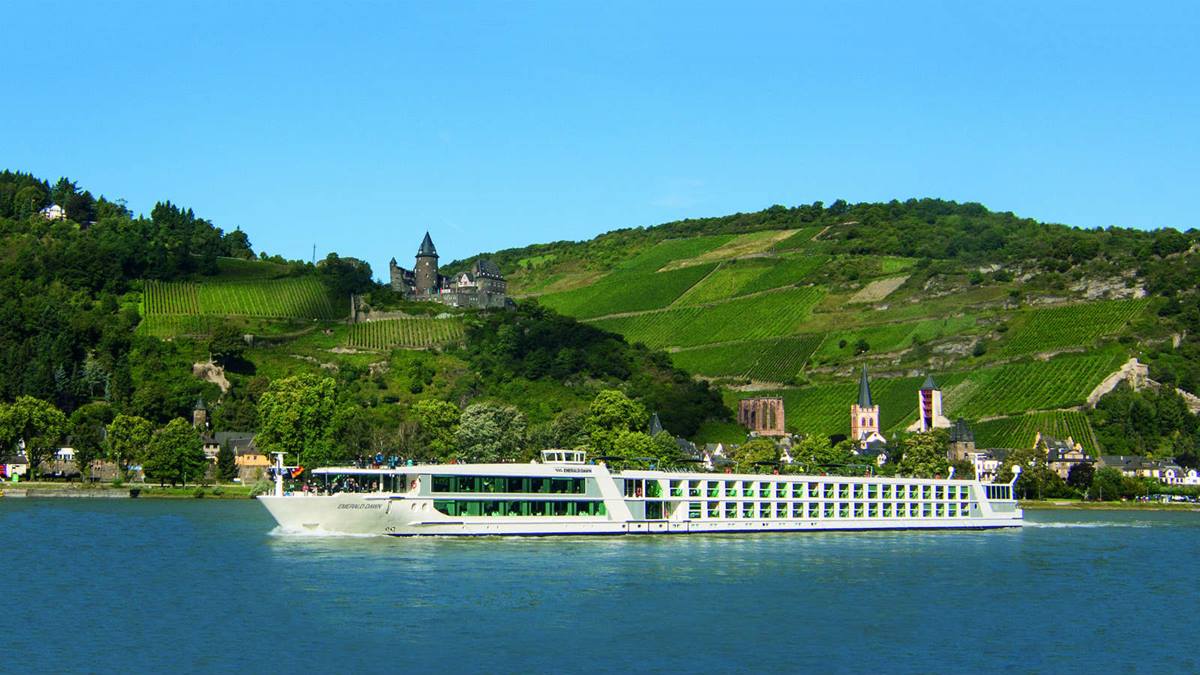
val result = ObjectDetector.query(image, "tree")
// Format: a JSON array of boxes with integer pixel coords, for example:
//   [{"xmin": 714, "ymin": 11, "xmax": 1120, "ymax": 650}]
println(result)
[
  {"xmin": 1091, "ymin": 467, "xmax": 1132, "ymax": 501},
  {"xmin": 455, "ymin": 402, "xmax": 526, "ymax": 463},
  {"xmin": 106, "ymin": 414, "xmax": 154, "ymax": 476},
  {"xmin": 145, "ymin": 418, "xmax": 206, "ymax": 487},
  {"xmin": 584, "ymin": 390, "xmax": 648, "ymax": 456},
  {"xmin": 69, "ymin": 402, "xmax": 113, "ymax": 482},
  {"xmin": 216, "ymin": 444, "xmax": 237, "ymax": 482},
  {"xmin": 1066, "ymin": 462, "xmax": 1095, "ymax": 491},
  {"xmin": 0, "ymin": 396, "xmax": 67, "ymax": 475},
  {"xmin": 413, "ymin": 399, "xmax": 461, "ymax": 461},
  {"xmin": 790, "ymin": 434, "xmax": 854, "ymax": 474},
  {"xmin": 331, "ymin": 405, "xmax": 375, "ymax": 462},
  {"xmin": 730, "ymin": 438, "xmax": 779, "ymax": 471},
  {"xmin": 996, "ymin": 444, "xmax": 1068, "ymax": 499},
  {"xmin": 897, "ymin": 430, "xmax": 950, "ymax": 478},
  {"xmin": 256, "ymin": 374, "xmax": 339, "ymax": 467},
  {"xmin": 207, "ymin": 324, "xmax": 246, "ymax": 370}
]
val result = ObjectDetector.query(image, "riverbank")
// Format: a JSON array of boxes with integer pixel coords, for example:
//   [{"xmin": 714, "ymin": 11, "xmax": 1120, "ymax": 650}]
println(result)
[
  {"xmin": 0, "ymin": 481, "xmax": 257, "ymax": 499},
  {"xmin": 1020, "ymin": 499, "xmax": 1200, "ymax": 511}
]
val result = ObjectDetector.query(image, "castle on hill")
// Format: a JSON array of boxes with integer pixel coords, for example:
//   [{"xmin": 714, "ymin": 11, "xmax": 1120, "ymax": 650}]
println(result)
[{"xmin": 388, "ymin": 232, "xmax": 510, "ymax": 309}]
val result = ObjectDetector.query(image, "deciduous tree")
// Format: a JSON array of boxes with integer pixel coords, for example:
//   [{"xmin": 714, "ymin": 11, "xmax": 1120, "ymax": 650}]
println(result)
[
  {"xmin": 106, "ymin": 414, "xmax": 154, "ymax": 476},
  {"xmin": 256, "ymin": 374, "xmax": 339, "ymax": 467},
  {"xmin": 145, "ymin": 418, "xmax": 206, "ymax": 487},
  {"xmin": 456, "ymin": 402, "xmax": 526, "ymax": 463}
]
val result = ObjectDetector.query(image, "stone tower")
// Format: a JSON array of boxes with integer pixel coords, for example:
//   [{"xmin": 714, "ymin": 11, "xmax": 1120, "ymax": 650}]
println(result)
[
  {"xmin": 850, "ymin": 365, "xmax": 880, "ymax": 443},
  {"xmin": 414, "ymin": 232, "xmax": 439, "ymax": 294},
  {"xmin": 192, "ymin": 396, "xmax": 208, "ymax": 430},
  {"xmin": 908, "ymin": 373, "xmax": 951, "ymax": 432}
]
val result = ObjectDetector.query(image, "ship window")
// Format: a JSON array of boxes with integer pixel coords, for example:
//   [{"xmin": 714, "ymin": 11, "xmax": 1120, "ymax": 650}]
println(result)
[
  {"xmin": 725, "ymin": 503, "xmax": 737, "ymax": 518},
  {"xmin": 823, "ymin": 484, "xmax": 834, "ymax": 499},
  {"xmin": 867, "ymin": 484, "xmax": 877, "ymax": 499},
  {"xmin": 775, "ymin": 503, "xmax": 787, "ymax": 518},
  {"xmin": 742, "ymin": 504, "xmax": 753, "ymax": 519},
  {"xmin": 432, "ymin": 476, "xmax": 452, "ymax": 493},
  {"xmin": 506, "ymin": 478, "xmax": 526, "ymax": 493},
  {"xmin": 707, "ymin": 502, "xmax": 719, "ymax": 518},
  {"xmin": 882, "ymin": 504, "xmax": 893, "ymax": 518},
  {"xmin": 881, "ymin": 485, "xmax": 892, "ymax": 499},
  {"xmin": 434, "ymin": 500, "xmax": 457, "ymax": 516},
  {"xmin": 854, "ymin": 503, "xmax": 864, "ymax": 518},
  {"xmin": 646, "ymin": 502, "xmax": 664, "ymax": 519},
  {"xmin": 689, "ymin": 502, "xmax": 702, "ymax": 519},
  {"xmin": 853, "ymin": 485, "xmax": 864, "ymax": 499},
  {"xmin": 759, "ymin": 485, "xmax": 771, "ymax": 498},
  {"xmin": 934, "ymin": 486, "xmax": 943, "ymax": 500},
  {"xmin": 725, "ymin": 483, "xmax": 737, "ymax": 497},
  {"xmin": 707, "ymin": 482, "xmax": 720, "ymax": 498},
  {"xmin": 743, "ymin": 485, "xmax": 754, "ymax": 498},
  {"xmin": 868, "ymin": 503, "xmax": 878, "ymax": 518},
  {"xmin": 922, "ymin": 504, "xmax": 931, "ymax": 518},
  {"xmin": 792, "ymin": 483, "xmax": 804, "ymax": 498},
  {"xmin": 824, "ymin": 503, "xmax": 835, "ymax": 518}
]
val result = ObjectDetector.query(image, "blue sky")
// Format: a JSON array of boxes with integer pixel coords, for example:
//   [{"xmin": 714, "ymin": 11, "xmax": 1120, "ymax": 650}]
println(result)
[{"xmin": 3, "ymin": 1, "xmax": 1197, "ymax": 276}]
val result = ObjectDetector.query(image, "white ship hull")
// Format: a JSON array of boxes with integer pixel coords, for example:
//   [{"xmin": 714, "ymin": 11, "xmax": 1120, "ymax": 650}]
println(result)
[{"xmin": 259, "ymin": 457, "xmax": 1022, "ymax": 537}]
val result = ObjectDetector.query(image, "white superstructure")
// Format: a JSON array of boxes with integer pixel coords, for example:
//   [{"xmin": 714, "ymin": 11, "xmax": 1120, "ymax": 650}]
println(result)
[{"xmin": 258, "ymin": 450, "xmax": 1022, "ymax": 536}]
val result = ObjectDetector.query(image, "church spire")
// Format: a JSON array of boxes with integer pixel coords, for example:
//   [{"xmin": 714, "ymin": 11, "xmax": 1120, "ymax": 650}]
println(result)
[
  {"xmin": 921, "ymin": 373, "xmax": 939, "ymax": 390},
  {"xmin": 857, "ymin": 365, "xmax": 873, "ymax": 408}
]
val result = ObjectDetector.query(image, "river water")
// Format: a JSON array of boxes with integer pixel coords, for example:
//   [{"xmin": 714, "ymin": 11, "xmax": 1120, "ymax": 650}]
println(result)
[{"xmin": 1, "ymin": 500, "xmax": 1195, "ymax": 674}]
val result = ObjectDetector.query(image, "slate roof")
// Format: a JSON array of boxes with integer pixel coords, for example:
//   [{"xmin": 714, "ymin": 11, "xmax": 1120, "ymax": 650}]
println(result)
[
  {"xmin": 648, "ymin": 413, "xmax": 664, "ymax": 437},
  {"xmin": 921, "ymin": 373, "xmax": 939, "ymax": 390},
  {"xmin": 857, "ymin": 365, "xmax": 873, "ymax": 408},
  {"xmin": 949, "ymin": 418, "xmax": 974, "ymax": 443},
  {"xmin": 473, "ymin": 259, "xmax": 504, "ymax": 279},
  {"xmin": 417, "ymin": 232, "xmax": 438, "ymax": 257}
]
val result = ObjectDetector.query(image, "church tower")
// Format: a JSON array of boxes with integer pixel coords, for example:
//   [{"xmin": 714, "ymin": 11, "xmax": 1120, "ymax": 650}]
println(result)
[
  {"xmin": 850, "ymin": 365, "xmax": 880, "ymax": 443},
  {"xmin": 414, "ymin": 232, "xmax": 440, "ymax": 294},
  {"xmin": 908, "ymin": 373, "xmax": 951, "ymax": 432}
]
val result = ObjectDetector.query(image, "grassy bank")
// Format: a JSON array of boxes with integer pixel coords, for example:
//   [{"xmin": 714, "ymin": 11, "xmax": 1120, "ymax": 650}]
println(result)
[
  {"xmin": 1020, "ymin": 499, "xmax": 1200, "ymax": 511},
  {"xmin": 1, "ymin": 481, "xmax": 258, "ymax": 499}
]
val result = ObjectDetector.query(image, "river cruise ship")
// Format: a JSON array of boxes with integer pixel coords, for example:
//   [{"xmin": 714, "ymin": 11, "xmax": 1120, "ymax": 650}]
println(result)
[{"xmin": 258, "ymin": 450, "xmax": 1022, "ymax": 536}]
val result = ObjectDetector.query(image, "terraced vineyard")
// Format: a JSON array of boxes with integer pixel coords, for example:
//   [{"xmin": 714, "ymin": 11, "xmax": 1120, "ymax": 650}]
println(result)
[
  {"xmin": 973, "ymin": 411, "xmax": 1100, "ymax": 456},
  {"xmin": 942, "ymin": 350, "xmax": 1126, "ymax": 418},
  {"xmin": 671, "ymin": 334, "xmax": 825, "ymax": 380},
  {"xmin": 998, "ymin": 299, "xmax": 1148, "ymax": 357},
  {"xmin": 734, "ymin": 351, "xmax": 1123, "ymax": 439},
  {"xmin": 143, "ymin": 280, "xmax": 199, "ymax": 315},
  {"xmin": 538, "ymin": 236, "xmax": 732, "ymax": 319},
  {"xmin": 675, "ymin": 255, "xmax": 828, "ymax": 305},
  {"xmin": 590, "ymin": 286, "xmax": 825, "ymax": 349},
  {"xmin": 347, "ymin": 317, "xmax": 465, "ymax": 350},
  {"xmin": 810, "ymin": 316, "xmax": 978, "ymax": 365},
  {"xmin": 144, "ymin": 278, "xmax": 344, "ymax": 320}
]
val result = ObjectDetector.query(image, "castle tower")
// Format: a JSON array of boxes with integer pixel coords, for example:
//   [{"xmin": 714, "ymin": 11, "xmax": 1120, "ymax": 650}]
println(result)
[
  {"xmin": 414, "ymin": 232, "xmax": 440, "ymax": 294},
  {"xmin": 908, "ymin": 373, "xmax": 951, "ymax": 432},
  {"xmin": 850, "ymin": 365, "xmax": 880, "ymax": 443},
  {"xmin": 192, "ymin": 396, "xmax": 208, "ymax": 430},
  {"xmin": 948, "ymin": 418, "xmax": 976, "ymax": 462}
]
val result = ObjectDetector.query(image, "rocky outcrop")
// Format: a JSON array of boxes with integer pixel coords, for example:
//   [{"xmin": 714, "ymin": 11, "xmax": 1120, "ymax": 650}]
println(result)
[{"xmin": 192, "ymin": 360, "xmax": 230, "ymax": 394}]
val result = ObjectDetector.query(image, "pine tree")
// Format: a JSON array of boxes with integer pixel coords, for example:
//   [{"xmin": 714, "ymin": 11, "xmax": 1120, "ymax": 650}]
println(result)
[{"xmin": 216, "ymin": 443, "xmax": 237, "ymax": 482}]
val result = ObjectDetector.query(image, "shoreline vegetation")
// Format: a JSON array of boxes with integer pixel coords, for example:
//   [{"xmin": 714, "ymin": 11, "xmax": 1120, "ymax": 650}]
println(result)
[
  {"xmin": 5, "ymin": 482, "xmax": 1198, "ymax": 511},
  {"xmin": 0, "ymin": 481, "xmax": 256, "ymax": 499}
]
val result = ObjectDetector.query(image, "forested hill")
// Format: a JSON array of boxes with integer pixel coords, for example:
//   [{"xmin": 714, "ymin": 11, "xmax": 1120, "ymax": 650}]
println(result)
[
  {"xmin": 0, "ymin": 171, "xmax": 727, "ymax": 471},
  {"xmin": 0, "ymin": 171, "xmax": 262, "ymax": 410},
  {"xmin": 445, "ymin": 198, "xmax": 1196, "ymax": 284}
]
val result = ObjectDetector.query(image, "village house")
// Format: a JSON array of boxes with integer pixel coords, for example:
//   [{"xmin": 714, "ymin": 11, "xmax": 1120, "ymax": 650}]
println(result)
[{"xmin": 1037, "ymin": 432, "xmax": 1092, "ymax": 480}]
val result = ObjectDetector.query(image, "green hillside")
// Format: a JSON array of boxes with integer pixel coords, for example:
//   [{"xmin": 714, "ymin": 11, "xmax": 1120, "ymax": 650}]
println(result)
[
  {"xmin": 446, "ymin": 198, "xmax": 1200, "ymax": 455},
  {"xmin": 3, "ymin": 169, "xmax": 1197, "ymax": 469}
]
